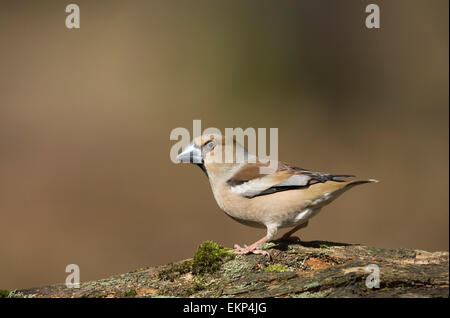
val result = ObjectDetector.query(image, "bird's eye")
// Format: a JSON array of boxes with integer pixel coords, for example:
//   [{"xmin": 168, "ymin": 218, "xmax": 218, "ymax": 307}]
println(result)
[{"xmin": 203, "ymin": 140, "xmax": 216, "ymax": 153}]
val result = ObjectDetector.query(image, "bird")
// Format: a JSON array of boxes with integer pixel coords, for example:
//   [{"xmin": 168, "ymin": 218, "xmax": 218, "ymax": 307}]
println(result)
[{"xmin": 176, "ymin": 134, "xmax": 378, "ymax": 256}]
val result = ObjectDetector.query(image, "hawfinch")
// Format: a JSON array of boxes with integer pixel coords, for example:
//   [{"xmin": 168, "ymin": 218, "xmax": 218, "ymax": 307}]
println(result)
[{"xmin": 176, "ymin": 134, "xmax": 377, "ymax": 256}]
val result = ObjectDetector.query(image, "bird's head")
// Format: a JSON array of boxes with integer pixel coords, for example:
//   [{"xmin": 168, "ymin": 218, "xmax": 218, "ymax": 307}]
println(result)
[{"xmin": 176, "ymin": 134, "xmax": 250, "ymax": 181}]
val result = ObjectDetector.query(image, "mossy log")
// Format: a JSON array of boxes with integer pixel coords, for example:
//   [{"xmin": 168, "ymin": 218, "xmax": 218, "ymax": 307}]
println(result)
[{"xmin": 12, "ymin": 241, "xmax": 449, "ymax": 298}]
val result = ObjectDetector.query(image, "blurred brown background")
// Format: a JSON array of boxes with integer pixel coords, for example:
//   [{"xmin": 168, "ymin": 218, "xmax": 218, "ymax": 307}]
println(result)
[{"xmin": 0, "ymin": 0, "xmax": 448, "ymax": 290}]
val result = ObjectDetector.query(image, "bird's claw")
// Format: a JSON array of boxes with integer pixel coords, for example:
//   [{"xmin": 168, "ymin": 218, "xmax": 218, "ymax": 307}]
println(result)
[{"xmin": 233, "ymin": 244, "xmax": 270, "ymax": 257}]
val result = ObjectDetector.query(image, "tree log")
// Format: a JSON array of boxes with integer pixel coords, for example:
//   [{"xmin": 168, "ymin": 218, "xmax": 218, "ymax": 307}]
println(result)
[{"xmin": 10, "ymin": 241, "xmax": 449, "ymax": 298}]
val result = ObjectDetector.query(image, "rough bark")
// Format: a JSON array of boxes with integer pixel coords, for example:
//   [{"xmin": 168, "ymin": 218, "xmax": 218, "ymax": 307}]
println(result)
[{"xmin": 11, "ymin": 240, "xmax": 449, "ymax": 298}]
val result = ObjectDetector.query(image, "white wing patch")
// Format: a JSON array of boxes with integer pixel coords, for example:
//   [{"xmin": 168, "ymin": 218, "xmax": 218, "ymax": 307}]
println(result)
[
  {"xmin": 276, "ymin": 174, "xmax": 311, "ymax": 187},
  {"xmin": 230, "ymin": 177, "xmax": 274, "ymax": 197},
  {"xmin": 230, "ymin": 174, "xmax": 313, "ymax": 198}
]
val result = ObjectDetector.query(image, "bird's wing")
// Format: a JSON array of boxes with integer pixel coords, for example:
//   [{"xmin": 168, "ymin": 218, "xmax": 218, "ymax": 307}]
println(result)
[{"xmin": 227, "ymin": 161, "xmax": 354, "ymax": 199}]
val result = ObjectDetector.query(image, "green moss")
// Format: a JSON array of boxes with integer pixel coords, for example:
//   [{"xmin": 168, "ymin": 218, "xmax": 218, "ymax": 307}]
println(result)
[
  {"xmin": 264, "ymin": 264, "xmax": 289, "ymax": 273},
  {"xmin": 192, "ymin": 241, "xmax": 235, "ymax": 275},
  {"xmin": 0, "ymin": 289, "xmax": 9, "ymax": 298},
  {"xmin": 157, "ymin": 241, "xmax": 234, "ymax": 281},
  {"xmin": 124, "ymin": 289, "xmax": 137, "ymax": 297}
]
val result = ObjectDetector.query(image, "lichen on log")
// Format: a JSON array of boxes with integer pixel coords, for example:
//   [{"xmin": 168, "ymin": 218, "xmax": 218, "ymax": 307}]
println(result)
[{"xmin": 8, "ymin": 240, "xmax": 449, "ymax": 298}]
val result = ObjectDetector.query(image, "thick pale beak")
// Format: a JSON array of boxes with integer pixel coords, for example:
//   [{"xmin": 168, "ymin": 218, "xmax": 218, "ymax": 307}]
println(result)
[{"xmin": 176, "ymin": 142, "xmax": 203, "ymax": 164}]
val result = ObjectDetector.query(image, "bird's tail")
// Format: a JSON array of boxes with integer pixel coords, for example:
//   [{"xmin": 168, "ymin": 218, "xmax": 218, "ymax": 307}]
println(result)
[
  {"xmin": 325, "ymin": 173, "xmax": 379, "ymax": 186},
  {"xmin": 309, "ymin": 178, "xmax": 378, "ymax": 209},
  {"xmin": 331, "ymin": 178, "xmax": 378, "ymax": 200}
]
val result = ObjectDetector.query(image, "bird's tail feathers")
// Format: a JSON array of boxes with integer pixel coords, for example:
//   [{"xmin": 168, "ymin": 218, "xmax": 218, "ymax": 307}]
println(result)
[{"xmin": 327, "ymin": 174, "xmax": 356, "ymax": 182}]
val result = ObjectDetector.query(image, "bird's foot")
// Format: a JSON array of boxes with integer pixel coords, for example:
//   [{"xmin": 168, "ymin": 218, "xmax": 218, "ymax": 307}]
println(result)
[{"xmin": 233, "ymin": 244, "xmax": 270, "ymax": 257}]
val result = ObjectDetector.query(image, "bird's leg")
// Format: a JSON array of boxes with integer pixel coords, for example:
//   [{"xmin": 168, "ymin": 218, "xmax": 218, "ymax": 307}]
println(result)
[
  {"xmin": 234, "ymin": 226, "xmax": 277, "ymax": 257},
  {"xmin": 234, "ymin": 236, "xmax": 269, "ymax": 256},
  {"xmin": 280, "ymin": 221, "xmax": 309, "ymax": 242}
]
